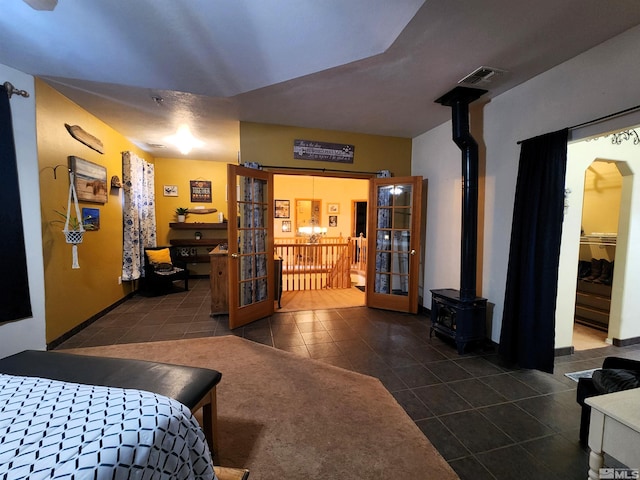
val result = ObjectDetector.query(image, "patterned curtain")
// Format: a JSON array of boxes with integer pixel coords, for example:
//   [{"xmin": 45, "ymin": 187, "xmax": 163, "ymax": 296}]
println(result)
[
  {"xmin": 238, "ymin": 163, "xmax": 268, "ymax": 307},
  {"xmin": 122, "ymin": 151, "xmax": 156, "ymax": 281},
  {"xmin": 374, "ymin": 186, "xmax": 392, "ymax": 294}
]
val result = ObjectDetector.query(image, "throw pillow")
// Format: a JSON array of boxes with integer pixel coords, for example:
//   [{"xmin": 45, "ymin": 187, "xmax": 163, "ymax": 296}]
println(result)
[
  {"xmin": 146, "ymin": 248, "xmax": 172, "ymax": 265},
  {"xmin": 155, "ymin": 262, "xmax": 174, "ymax": 272}
]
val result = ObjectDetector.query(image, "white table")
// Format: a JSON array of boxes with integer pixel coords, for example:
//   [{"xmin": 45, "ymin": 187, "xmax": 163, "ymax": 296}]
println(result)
[{"xmin": 586, "ymin": 387, "xmax": 640, "ymax": 480}]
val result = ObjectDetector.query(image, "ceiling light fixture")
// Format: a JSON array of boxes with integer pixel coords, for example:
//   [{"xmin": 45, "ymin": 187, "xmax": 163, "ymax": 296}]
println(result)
[
  {"xmin": 23, "ymin": 0, "xmax": 58, "ymax": 10},
  {"xmin": 166, "ymin": 125, "xmax": 204, "ymax": 155}
]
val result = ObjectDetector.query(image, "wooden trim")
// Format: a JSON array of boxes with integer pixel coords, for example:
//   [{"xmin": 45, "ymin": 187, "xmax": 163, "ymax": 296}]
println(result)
[
  {"xmin": 47, "ymin": 292, "xmax": 136, "ymax": 349},
  {"xmin": 612, "ymin": 336, "xmax": 640, "ymax": 347},
  {"xmin": 264, "ymin": 167, "xmax": 376, "ymax": 179},
  {"xmin": 554, "ymin": 346, "xmax": 574, "ymax": 357}
]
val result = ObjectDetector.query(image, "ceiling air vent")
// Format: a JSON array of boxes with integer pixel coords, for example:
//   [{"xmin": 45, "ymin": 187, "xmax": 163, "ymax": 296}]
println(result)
[{"xmin": 458, "ymin": 66, "xmax": 506, "ymax": 85}]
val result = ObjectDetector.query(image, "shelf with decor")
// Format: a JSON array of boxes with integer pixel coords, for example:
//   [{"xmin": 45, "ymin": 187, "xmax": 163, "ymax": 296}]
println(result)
[
  {"xmin": 169, "ymin": 222, "xmax": 228, "ymax": 263},
  {"xmin": 169, "ymin": 239, "xmax": 228, "ymax": 247},
  {"xmin": 169, "ymin": 222, "xmax": 227, "ymax": 230}
]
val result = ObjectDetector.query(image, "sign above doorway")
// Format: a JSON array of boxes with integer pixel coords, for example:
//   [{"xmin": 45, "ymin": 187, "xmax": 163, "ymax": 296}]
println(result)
[{"xmin": 293, "ymin": 139, "xmax": 354, "ymax": 163}]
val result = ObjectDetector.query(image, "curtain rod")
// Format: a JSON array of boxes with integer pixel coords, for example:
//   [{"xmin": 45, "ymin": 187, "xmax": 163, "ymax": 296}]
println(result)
[
  {"xmin": 2, "ymin": 81, "xmax": 30, "ymax": 99},
  {"xmin": 516, "ymin": 103, "xmax": 640, "ymax": 145},
  {"xmin": 261, "ymin": 164, "xmax": 379, "ymax": 175}
]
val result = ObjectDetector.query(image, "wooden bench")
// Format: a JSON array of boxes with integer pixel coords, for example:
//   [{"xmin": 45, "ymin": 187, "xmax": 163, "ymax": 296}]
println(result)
[{"xmin": 0, "ymin": 350, "xmax": 222, "ymax": 455}]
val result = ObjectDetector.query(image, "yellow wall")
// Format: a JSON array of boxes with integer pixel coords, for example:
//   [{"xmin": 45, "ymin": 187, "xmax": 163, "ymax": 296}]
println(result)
[
  {"xmin": 240, "ymin": 122, "xmax": 412, "ymax": 176},
  {"xmin": 273, "ymin": 175, "xmax": 369, "ymax": 239},
  {"xmin": 154, "ymin": 158, "xmax": 230, "ymax": 275},
  {"xmin": 36, "ymin": 95, "xmax": 408, "ymax": 343},
  {"xmin": 36, "ymin": 79, "xmax": 154, "ymax": 343},
  {"xmin": 581, "ymin": 160, "xmax": 622, "ymax": 234},
  {"xmin": 579, "ymin": 160, "xmax": 622, "ymax": 262}
]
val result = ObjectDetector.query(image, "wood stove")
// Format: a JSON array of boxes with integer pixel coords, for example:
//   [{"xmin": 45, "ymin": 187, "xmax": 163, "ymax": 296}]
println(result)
[
  {"xmin": 430, "ymin": 289, "xmax": 487, "ymax": 354},
  {"xmin": 430, "ymin": 86, "xmax": 488, "ymax": 353}
]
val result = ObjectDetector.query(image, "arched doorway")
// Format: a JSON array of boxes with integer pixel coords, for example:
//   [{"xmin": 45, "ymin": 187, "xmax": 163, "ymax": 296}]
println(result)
[{"xmin": 556, "ymin": 127, "xmax": 640, "ymax": 353}]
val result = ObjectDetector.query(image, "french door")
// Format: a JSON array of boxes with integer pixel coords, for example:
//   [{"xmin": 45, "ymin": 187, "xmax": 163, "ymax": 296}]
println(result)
[
  {"xmin": 227, "ymin": 164, "xmax": 275, "ymax": 329},
  {"xmin": 366, "ymin": 176, "xmax": 423, "ymax": 313}
]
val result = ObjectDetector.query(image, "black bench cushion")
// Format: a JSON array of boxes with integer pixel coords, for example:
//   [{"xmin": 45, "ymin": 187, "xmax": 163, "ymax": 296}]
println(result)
[
  {"xmin": 0, "ymin": 350, "xmax": 221, "ymax": 409},
  {"xmin": 592, "ymin": 368, "xmax": 640, "ymax": 394}
]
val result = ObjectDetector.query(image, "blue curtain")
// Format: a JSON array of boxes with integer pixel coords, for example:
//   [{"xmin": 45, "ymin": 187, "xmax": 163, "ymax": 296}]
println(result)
[
  {"xmin": 499, "ymin": 128, "xmax": 569, "ymax": 373},
  {"xmin": 0, "ymin": 85, "xmax": 32, "ymax": 322}
]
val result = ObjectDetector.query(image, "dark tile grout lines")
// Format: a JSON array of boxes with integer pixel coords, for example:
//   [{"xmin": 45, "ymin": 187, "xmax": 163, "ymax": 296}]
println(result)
[{"xmin": 56, "ymin": 279, "xmax": 640, "ymax": 480}]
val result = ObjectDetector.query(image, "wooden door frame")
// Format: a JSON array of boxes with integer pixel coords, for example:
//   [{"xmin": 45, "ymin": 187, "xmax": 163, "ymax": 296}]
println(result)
[
  {"xmin": 227, "ymin": 164, "xmax": 275, "ymax": 329},
  {"xmin": 366, "ymin": 176, "xmax": 423, "ymax": 314}
]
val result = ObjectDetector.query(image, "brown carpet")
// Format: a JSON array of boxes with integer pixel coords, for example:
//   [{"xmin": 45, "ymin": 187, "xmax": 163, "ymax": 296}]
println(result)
[{"xmin": 67, "ymin": 336, "xmax": 458, "ymax": 480}]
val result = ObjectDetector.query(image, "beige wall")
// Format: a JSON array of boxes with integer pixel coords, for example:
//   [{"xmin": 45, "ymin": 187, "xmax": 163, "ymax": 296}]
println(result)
[
  {"xmin": 36, "ymin": 79, "xmax": 153, "ymax": 343},
  {"xmin": 240, "ymin": 122, "xmax": 412, "ymax": 176}
]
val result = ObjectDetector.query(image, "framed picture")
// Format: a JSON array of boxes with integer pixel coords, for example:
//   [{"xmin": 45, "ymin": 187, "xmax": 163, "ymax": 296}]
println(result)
[
  {"xmin": 281, "ymin": 220, "xmax": 291, "ymax": 232},
  {"xmin": 275, "ymin": 199, "xmax": 290, "ymax": 218},
  {"xmin": 163, "ymin": 185, "xmax": 178, "ymax": 197},
  {"xmin": 82, "ymin": 207, "xmax": 100, "ymax": 230},
  {"xmin": 328, "ymin": 215, "xmax": 338, "ymax": 227},
  {"xmin": 190, "ymin": 180, "xmax": 212, "ymax": 203},
  {"xmin": 327, "ymin": 203, "xmax": 340, "ymax": 214},
  {"xmin": 68, "ymin": 156, "xmax": 107, "ymax": 204}
]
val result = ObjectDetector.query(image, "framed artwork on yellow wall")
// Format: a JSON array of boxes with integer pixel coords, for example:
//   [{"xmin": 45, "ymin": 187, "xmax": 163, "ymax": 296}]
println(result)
[
  {"xmin": 275, "ymin": 199, "xmax": 290, "ymax": 218},
  {"xmin": 68, "ymin": 156, "xmax": 107, "ymax": 204},
  {"xmin": 327, "ymin": 203, "xmax": 340, "ymax": 214},
  {"xmin": 164, "ymin": 185, "xmax": 178, "ymax": 196}
]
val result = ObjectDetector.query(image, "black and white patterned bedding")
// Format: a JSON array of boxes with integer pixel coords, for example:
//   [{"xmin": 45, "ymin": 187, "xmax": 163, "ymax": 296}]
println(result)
[{"xmin": 0, "ymin": 373, "xmax": 216, "ymax": 480}]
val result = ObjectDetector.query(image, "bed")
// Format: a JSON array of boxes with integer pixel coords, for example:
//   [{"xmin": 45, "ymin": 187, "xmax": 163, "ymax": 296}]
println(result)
[{"xmin": 0, "ymin": 373, "xmax": 217, "ymax": 480}]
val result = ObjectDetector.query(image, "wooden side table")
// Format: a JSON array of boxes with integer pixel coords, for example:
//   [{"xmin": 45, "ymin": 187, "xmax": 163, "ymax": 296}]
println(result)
[{"xmin": 586, "ymin": 387, "xmax": 640, "ymax": 479}]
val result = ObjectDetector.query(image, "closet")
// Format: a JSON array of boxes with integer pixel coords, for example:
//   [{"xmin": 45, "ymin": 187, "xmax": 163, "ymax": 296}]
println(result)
[{"xmin": 574, "ymin": 161, "xmax": 621, "ymax": 331}]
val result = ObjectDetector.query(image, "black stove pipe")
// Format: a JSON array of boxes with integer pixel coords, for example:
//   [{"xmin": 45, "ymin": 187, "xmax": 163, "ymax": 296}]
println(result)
[{"xmin": 435, "ymin": 87, "xmax": 487, "ymax": 301}]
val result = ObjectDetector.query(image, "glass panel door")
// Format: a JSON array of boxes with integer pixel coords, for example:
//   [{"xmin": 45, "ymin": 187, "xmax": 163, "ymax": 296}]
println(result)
[
  {"xmin": 228, "ymin": 164, "xmax": 274, "ymax": 329},
  {"xmin": 367, "ymin": 176, "xmax": 423, "ymax": 313}
]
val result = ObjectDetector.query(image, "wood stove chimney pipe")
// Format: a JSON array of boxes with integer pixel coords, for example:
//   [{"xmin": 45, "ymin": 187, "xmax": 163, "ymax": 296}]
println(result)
[{"xmin": 435, "ymin": 86, "xmax": 487, "ymax": 301}]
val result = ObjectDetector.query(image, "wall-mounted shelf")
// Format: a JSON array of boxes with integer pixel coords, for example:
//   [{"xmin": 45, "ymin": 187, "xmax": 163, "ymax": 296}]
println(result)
[
  {"xmin": 170, "ymin": 239, "xmax": 228, "ymax": 247},
  {"xmin": 169, "ymin": 222, "xmax": 228, "ymax": 264},
  {"xmin": 169, "ymin": 222, "xmax": 227, "ymax": 230}
]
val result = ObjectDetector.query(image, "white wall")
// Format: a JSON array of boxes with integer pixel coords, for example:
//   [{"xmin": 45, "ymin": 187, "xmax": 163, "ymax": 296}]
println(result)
[
  {"xmin": 412, "ymin": 122, "xmax": 464, "ymax": 295},
  {"xmin": 412, "ymin": 24, "xmax": 640, "ymax": 346},
  {"xmin": 0, "ymin": 64, "xmax": 46, "ymax": 357}
]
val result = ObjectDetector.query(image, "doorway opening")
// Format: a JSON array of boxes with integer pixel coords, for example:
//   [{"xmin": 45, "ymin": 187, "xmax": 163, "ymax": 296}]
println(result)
[
  {"xmin": 573, "ymin": 160, "xmax": 621, "ymax": 350},
  {"xmin": 559, "ymin": 127, "xmax": 639, "ymax": 356},
  {"xmin": 272, "ymin": 174, "xmax": 370, "ymax": 311}
]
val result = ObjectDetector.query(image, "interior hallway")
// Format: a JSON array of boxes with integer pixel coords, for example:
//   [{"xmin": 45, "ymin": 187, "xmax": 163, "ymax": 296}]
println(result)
[
  {"xmin": 55, "ymin": 279, "xmax": 639, "ymax": 480},
  {"xmin": 279, "ymin": 286, "xmax": 364, "ymax": 312}
]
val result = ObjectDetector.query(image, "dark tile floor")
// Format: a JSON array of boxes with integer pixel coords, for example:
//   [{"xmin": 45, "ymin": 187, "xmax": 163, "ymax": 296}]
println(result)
[{"xmin": 56, "ymin": 279, "xmax": 640, "ymax": 480}]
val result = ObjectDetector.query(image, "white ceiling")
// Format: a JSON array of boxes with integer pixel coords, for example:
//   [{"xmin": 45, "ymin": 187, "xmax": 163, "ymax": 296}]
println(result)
[{"xmin": 2, "ymin": 0, "xmax": 640, "ymax": 159}]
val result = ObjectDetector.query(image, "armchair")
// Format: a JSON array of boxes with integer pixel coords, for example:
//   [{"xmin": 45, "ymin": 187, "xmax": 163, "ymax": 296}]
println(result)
[
  {"xmin": 142, "ymin": 246, "xmax": 189, "ymax": 295},
  {"xmin": 576, "ymin": 356, "xmax": 640, "ymax": 445}
]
